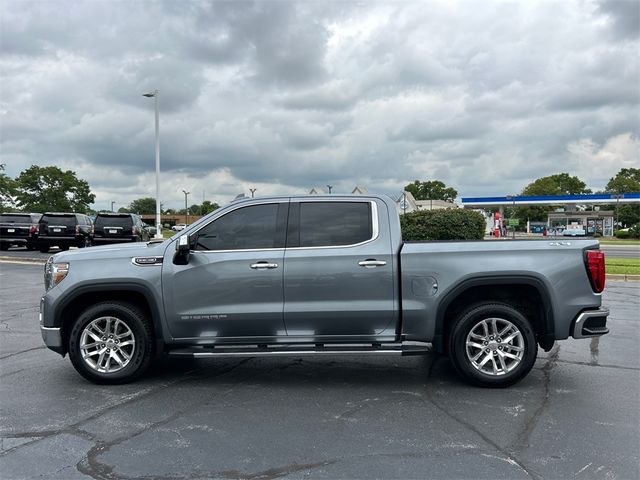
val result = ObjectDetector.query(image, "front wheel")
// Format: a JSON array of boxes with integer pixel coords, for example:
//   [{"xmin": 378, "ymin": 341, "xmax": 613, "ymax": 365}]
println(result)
[
  {"xmin": 448, "ymin": 303, "xmax": 538, "ymax": 388},
  {"xmin": 68, "ymin": 301, "xmax": 155, "ymax": 384}
]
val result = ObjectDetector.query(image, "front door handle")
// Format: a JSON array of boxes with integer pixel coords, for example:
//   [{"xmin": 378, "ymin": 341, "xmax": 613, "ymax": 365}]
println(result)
[
  {"xmin": 358, "ymin": 259, "xmax": 387, "ymax": 268},
  {"xmin": 250, "ymin": 262, "xmax": 279, "ymax": 269}
]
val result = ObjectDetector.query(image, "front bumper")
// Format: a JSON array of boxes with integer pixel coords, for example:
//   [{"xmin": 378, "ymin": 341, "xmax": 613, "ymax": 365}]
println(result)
[
  {"xmin": 40, "ymin": 297, "xmax": 65, "ymax": 355},
  {"xmin": 572, "ymin": 307, "xmax": 610, "ymax": 339}
]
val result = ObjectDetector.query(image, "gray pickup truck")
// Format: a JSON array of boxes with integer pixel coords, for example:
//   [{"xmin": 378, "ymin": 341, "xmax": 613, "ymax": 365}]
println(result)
[{"xmin": 40, "ymin": 195, "xmax": 609, "ymax": 387}]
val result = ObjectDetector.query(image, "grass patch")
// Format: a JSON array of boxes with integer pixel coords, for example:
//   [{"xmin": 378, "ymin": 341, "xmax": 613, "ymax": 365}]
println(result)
[
  {"xmin": 599, "ymin": 238, "xmax": 640, "ymax": 245},
  {"xmin": 162, "ymin": 229, "xmax": 176, "ymax": 239},
  {"xmin": 606, "ymin": 258, "xmax": 640, "ymax": 275}
]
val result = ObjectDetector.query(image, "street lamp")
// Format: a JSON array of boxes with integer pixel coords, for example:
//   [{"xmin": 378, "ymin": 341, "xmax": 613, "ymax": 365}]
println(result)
[
  {"xmin": 143, "ymin": 90, "xmax": 162, "ymax": 239},
  {"xmin": 613, "ymin": 194, "xmax": 623, "ymax": 230},
  {"xmin": 326, "ymin": 185, "xmax": 333, "ymax": 194},
  {"xmin": 250, "ymin": 188, "xmax": 257, "ymax": 198},
  {"xmin": 182, "ymin": 190, "xmax": 190, "ymax": 225}
]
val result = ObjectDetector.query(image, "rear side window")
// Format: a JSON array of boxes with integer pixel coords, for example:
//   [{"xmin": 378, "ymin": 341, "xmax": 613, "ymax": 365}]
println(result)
[
  {"xmin": 194, "ymin": 204, "xmax": 281, "ymax": 251},
  {"xmin": 297, "ymin": 202, "xmax": 372, "ymax": 247},
  {"xmin": 95, "ymin": 215, "xmax": 133, "ymax": 228},
  {"xmin": 40, "ymin": 215, "xmax": 77, "ymax": 227}
]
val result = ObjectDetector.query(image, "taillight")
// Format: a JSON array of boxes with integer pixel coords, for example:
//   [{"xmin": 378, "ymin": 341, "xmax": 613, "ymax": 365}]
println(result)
[
  {"xmin": 29, "ymin": 224, "xmax": 38, "ymax": 236},
  {"xmin": 90, "ymin": 225, "xmax": 95, "ymax": 235},
  {"xmin": 132, "ymin": 225, "xmax": 138, "ymax": 235},
  {"xmin": 586, "ymin": 250, "xmax": 605, "ymax": 293},
  {"xmin": 75, "ymin": 225, "xmax": 80, "ymax": 234}
]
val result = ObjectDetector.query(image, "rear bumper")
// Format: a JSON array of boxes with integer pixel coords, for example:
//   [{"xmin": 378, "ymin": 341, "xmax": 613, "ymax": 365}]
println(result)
[
  {"xmin": 0, "ymin": 238, "xmax": 29, "ymax": 244},
  {"xmin": 572, "ymin": 307, "xmax": 610, "ymax": 339},
  {"xmin": 38, "ymin": 236, "xmax": 81, "ymax": 246}
]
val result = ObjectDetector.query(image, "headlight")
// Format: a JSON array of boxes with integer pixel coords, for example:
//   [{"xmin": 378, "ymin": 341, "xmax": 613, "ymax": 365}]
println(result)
[{"xmin": 44, "ymin": 258, "xmax": 69, "ymax": 291}]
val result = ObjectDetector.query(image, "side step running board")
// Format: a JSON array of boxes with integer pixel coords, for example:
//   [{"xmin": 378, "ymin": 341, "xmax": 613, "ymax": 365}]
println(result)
[{"xmin": 168, "ymin": 343, "xmax": 432, "ymax": 358}]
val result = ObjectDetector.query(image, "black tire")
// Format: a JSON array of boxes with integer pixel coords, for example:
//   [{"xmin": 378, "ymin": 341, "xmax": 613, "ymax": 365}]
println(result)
[
  {"xmin": 68, "ymin": 301, "xmax": 155, "ymax": 384},
  {"xmin": 78, "ymin": 237, "xmax": 91, "ymax": 248},
  {"xmin": 26, "ymin": 244, "xmax": 36, "ymax": 251},
  {"xmin": 39, "ymin": 245, "xmax": 50, "ymax": 253},
  {"xmin": 60, "ymin": 245, "xmax": 69, "ymax": 251},
  {"xmin": 447, "ymin": 302, "xmax": 538, "ymax": 388},
  {"xmin": 0, "ymin": 243, "xmax": 8, "ymax": 251}
]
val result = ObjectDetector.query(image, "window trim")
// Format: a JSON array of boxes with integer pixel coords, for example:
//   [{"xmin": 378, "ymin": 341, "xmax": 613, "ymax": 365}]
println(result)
[
  {"xmin": 188, "ymin": 201, "xmax": 289, "ymax": 253},
  {"xmin": 287, "ymin": 200, "xmax": 379, "ymax": 250}
]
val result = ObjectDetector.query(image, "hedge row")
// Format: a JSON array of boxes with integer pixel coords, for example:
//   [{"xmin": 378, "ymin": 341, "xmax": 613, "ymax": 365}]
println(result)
[
  {"xmin": 614, "ymin": 223, "xmax": 640, "ymax": 239},
  {"xmin": 400, "ymin": 208, "xmax": 486, "ymax": 241}
]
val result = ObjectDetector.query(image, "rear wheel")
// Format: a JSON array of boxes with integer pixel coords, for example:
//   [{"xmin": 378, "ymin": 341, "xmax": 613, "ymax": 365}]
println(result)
[
  {"xmin": 448, "ymin": 303, "xmax": 538, "ymax": 387},
  {"xmin": 0, "ymin": 243, "xmax": 8, "ymax": 251},
  {"xmin": 39, "ymin": 245, "xmax": 50, "ymax": 253},
  {"xmin": 68, "ymin": 301, "xmax": 155, "ymax": 384}
]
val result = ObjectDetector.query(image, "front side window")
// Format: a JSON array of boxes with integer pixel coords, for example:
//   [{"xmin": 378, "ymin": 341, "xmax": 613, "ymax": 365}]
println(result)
[
  {"xmin": 298, "ymin": 202, "xmax": 372, "ymax": 247},
  {"xmin": 194, "ymin": 203, "xmax": 280, "ymax": 251}
]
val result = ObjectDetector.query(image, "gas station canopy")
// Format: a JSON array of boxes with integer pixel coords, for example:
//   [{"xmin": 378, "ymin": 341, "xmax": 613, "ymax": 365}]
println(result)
[{"xmin": 461, "ymin": 192, "xmax": 640, "ymax": 208}]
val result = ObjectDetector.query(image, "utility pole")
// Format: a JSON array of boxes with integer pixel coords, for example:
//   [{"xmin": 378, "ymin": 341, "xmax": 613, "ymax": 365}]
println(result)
[
  {"xmin": 111, "ymin": 201, "xmax": 115, "ymax": 213},
  {"xmin": 182, "ymin": 190, "xmax": 190, "ymax": 225},
  {"xmin": 142, "ymin": 90, "xmax": 162, "ymax": 238},
  {"xmin": 326, "ymin": 185, "xmax": 333, "ymax": 194},
  {"xmin": 250, "ymin": 188, "xmax": 257, "ymax": 198}
]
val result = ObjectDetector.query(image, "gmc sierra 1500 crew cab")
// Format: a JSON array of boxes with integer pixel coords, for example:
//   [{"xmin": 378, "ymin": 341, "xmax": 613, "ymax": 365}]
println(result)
[{"xmin": 40, "ymin": 195, "xmax": 609, "ymax": 387}]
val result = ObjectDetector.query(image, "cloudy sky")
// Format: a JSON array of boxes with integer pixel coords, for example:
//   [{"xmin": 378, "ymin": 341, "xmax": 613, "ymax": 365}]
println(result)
[{"xmin": 1, "ymin": 0, "xmax": 639, "ymax": 210}]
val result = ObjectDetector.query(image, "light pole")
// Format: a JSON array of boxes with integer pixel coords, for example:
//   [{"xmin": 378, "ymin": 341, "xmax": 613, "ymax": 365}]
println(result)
[
  {"xmin": 250, "ymin": 188, "xmax": 257, "ymax": 198},
  {"xmin": 143, "ymin": 90, "xmax": 162, "ymax": 239},
  {"xmin": 326, "ymin": 184, "xmax": 333, "ymax": 194},
  {"xmin": 505, "ymin": 195, "xmax": 517, "ymax": 239},
  {"xmin": 182, "ymin": 190, "xmax": 190, "ymax": 225},
  {"xmin": 111, "ymin": 201, "xmax": 115, "ymax": 213},
  {"xmin": 614, "ymin": 194, "xmax": 623, "ymax": 230}
]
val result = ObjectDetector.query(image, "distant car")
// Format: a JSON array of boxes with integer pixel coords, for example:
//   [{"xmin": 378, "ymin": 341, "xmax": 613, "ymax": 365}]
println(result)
[
  {"xmin": 172, "ymin": 223, "xmax": 187, "ymax": 231},
  {"xmin": 36, "ymin": 213, "xmax": 93, "ymax": 253},
  {"xmin": 143, "ymin": 223, "xmax": 157, "ymax": 236},
  {"xmin": 0, "ymin": 213, "xmax": 42, "ymax": 251},
  {"xmin": 93, "ymin": 213, "xmax": 150, "ymax": 245},
  {"xmin": 563, "ymin": 228, "xmax": 586, "ymax": 237}
]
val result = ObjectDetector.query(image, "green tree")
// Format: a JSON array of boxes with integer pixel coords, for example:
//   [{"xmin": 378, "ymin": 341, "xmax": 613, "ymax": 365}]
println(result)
[
  {"xmin": 0, "ymin": 164, "xmax": 16, "ymax": 212},
  {"xmin": 516, "ymin": 172, "xmax": 591, "ymax": 221},
  {"xmin": 128, "ymin": 197, "xmax": 157, "ymax": 215},
  {"xmin": 404, "ymin": 180, "xmax": 458, "ymax": 202},
  {"xmin": 200, "ymin": 200, "xmax": 219, "ymax": 215},
  {"xmin": 605, "ymin": 168, "xmax": 640, "ymax": 194},
  {"xmin": 605, "ymin": 168, "xmax": 640, "ymax": 227},
  {"xmin": 15, "ymin": 165, "xmax": 95, "ymax": 212}
]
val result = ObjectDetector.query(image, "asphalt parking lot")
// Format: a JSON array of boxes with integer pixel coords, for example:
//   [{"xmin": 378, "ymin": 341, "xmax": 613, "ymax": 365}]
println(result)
[{"xmin": 0, "ymin": 262, "xmax": 638, "ymax": 480}]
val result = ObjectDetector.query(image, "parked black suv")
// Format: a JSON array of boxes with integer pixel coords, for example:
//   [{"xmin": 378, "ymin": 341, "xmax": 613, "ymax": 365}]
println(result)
[
  {"xmin": 37, "ymin": 213, "xmax": 93, "ymax": 253},
  {"xmin": 93, "ymin": 213, "xmax": 150, "ymax": 245},
  {"xmin": 0, "ymin": 213, "xmax": 42, "ymax": 250}
]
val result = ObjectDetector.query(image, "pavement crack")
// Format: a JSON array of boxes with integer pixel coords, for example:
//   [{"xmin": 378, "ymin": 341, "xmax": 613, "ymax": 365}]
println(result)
[
  {"xmin": 513, "ymin": 344, "xmax": 560, "ymax": 453},
  {"xmin": 217, "ymin": 460, "xmax": 337, "ymax": 480},
  {"xmin": 0, "ymin": 346, "xmax": 46, "ymax": 360},
  {"xmin": 76, "ymin": 358, "xmax": 256, "ymax": 480},
  {"xmin": 424, "ymin": 356, "xmax": 540, "ymax": 480}
]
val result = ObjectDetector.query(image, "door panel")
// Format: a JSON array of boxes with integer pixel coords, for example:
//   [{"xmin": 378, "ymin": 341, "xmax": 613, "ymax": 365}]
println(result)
[
  {"xmin": 163, "ymin": 250, "xmax": 286, "ymax": 339},
  {"xmin": 283, "ymin": 200, "xmax": 396, "ymax": 337},
  {"xmin": 162, "ymin": 201, "xmax": 288, "ymax": 340}
]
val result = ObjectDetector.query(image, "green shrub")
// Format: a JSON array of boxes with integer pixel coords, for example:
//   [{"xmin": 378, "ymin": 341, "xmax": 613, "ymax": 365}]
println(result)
[
  {"xmin": 400, "ymin": 208, "xmax": 486, "ymax": 241},
  {"xmin": 614, "ymin": 229, "xmax": 631, "ymax": 239},
  {"xmin": 629, "ymin": 223, "xmax": 640, "ymax": 239}
]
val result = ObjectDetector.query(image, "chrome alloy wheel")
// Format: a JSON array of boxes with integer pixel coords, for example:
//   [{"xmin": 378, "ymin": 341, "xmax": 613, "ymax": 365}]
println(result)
[
  {"xmin": 465, "ymin": 317, "xmax": 524, "ymax": 376},
  {"xmin": 80, "ymin": 316, "xmax": 135, "ymax": 373}
]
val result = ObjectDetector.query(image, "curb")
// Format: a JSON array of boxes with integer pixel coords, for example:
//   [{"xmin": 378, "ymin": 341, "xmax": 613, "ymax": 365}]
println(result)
[
  {"xmin": 0, "ymin": 256, "xmax": 46, "ymax": 265},
  {"xmin": 606, "ymin": 274, "xmax": 640, "ymax": 282}
]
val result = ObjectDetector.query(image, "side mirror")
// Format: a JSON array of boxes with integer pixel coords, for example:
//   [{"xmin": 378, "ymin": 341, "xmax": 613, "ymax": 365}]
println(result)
[{"xmin": 174, "ymin": 234, "xmax": 191, "ymax": 265}]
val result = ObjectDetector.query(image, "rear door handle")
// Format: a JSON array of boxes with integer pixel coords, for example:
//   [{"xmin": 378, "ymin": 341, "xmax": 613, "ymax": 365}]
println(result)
[
  {"xmin": 250, "ymin": 262, "xmax": 279, "ymax": 269},
  {"xmin": 358, "ymin": 259, "xmax": 387, "ymax": 268}
]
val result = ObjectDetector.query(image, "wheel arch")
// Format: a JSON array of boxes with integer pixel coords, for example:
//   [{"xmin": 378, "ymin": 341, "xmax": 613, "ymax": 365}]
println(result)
[
  {"xmin": 433, "ymin": 275, "xmax": 556, "ymax": 353},
  {"xmin": 55, "ymin": 283, "xmax": 164, "ymax": 355}
]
